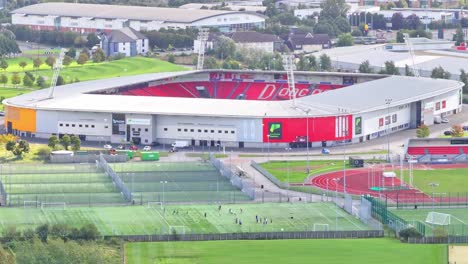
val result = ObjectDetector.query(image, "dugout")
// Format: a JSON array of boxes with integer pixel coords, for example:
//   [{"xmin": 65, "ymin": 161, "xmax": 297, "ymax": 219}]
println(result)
[{"xmin": 349, "ymin": 156, "xmax": 364, "ymax": 168}]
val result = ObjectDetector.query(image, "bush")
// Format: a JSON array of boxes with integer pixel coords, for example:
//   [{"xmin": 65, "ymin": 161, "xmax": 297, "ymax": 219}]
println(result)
[
  {"xmin": 37, "ymin": 147, "xmax": 51, "ymax": 161},
  {"xmin": 113, "ymin": 53, "xmax": 126, "ymax": 60},
  {"xmin": 433, "ymin": 227, "xmax": 448, "ymax": 238},
  {"xmin": 399, "ymin": 227, "xmax": 422, "ymax": 242}
]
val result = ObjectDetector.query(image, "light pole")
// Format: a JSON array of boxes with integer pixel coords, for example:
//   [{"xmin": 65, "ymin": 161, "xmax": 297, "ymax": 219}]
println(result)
[
  {"xmin": 305, "ymin": 109, "xmax": 311, "ymax": 174},
  {"xmin": 339, "ymin": 108, "xmax": 348, "ymax": 194},
  {"xmin": 334, "ymin": 177, "xmax": 339, "ymax": 231},
  {"xmin": 326, "ymin": 178, "xmax": 329, "ymax": 202},
  {"xmin": 267, "ymin": 134, "xmax": 270, "ymax": 161},
  {"xmin": 385, "ymin": 98, "xmax": 392, "ymax": 162},
  {"xmin": 160, "ymin": 181, "xmax": 167, "ymax": 206}
]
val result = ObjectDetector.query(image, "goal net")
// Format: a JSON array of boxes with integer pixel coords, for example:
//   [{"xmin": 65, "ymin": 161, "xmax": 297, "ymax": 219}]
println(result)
[
  {"xmin": 147, "ymin": 201, "xmax": 163, "ymax": 210},
  {"xmin": 24, "ymin": 200, "xmax": 38, "ymax": 208},
  {"xmin": 41, "ymin": 202, "xmax": 67, "ymax": 211},
  {"xmin": 169, "ymin": 225, "xmax": 186, "ymax": 235},
  {"xmin": 313, "ymin": 223, "xmax": 330, "ymax": 231},
  {"xmin": 426, "ymin": 212, "xmax": 451, "ymax": 226}
]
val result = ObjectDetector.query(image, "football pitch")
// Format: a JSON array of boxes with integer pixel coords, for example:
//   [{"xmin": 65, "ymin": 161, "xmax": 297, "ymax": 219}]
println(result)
[
  {"xmin": 125, "ymin": 238, "xmax": 447, "ymax": 264},
  {"xmin": 402, "ymin": 168, "xmax": 468, "ymax": 194},
  {"xmin": 0, "ymin": 203, "xmax": 368, "ymax": 236}
]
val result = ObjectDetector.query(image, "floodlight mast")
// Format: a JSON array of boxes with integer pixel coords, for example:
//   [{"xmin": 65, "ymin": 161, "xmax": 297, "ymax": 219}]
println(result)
[
  {"xmin": 282, "ymin": 54, "xmax": 296, "ymax": 107},
  {"xmin": 197, "ymin": 28, "xmax": 209, "ymax": 70},
  {"xmin": 403, "ymin": 33, "xmax": 420, "ymax": 77},
  {"xmin": 47, "ymin": 48, "xmax": 67, "ymax": 99}
]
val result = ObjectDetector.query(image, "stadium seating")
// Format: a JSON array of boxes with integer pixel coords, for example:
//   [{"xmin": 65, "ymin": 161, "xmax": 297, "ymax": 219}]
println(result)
[
  {"xmin": 407, "ymin": 146, "xmax": 462, "ymax": 156},
  {"xmin": 407, "ymin": 147, "xmax": 427, "ymax": 156}
]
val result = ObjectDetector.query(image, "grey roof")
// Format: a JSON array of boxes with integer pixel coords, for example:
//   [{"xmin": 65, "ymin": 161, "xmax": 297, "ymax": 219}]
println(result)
[
  {"xmin": 107, "ymin": 27, "xmax": 146, "ymax": 43},
  {"xmin": 11, "ymin": 3, "xmax": 264, "ymax": 23},
  {"xmin": 228, "ymin": 32, "xmax": 280, "ymax": 43},
  {"xmin": 4, "ymin": 71, "xmax": 462, "ymax": 118},
  {"xmin": 289, "ymin": 33, "xmax": 330, "ymax": 46}
]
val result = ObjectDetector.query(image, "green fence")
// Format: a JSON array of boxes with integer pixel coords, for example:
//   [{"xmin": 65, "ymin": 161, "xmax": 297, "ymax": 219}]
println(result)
[{"xmin": 363, "ymin": 195, "xmax": 426, "ymax": 236}]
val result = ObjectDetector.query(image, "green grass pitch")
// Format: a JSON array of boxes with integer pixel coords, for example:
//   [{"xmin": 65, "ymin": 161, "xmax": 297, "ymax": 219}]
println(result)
[
  {"xmin": 125, "ymin": 238, "xmax": 447, "ymax": 264},
  {"xmin": 0, "ymin": 203, "xmax": 368, "ymax": 236},
  {"xmin": 401, "ymin": 168, "xmax": 468, "ymax": 194}
]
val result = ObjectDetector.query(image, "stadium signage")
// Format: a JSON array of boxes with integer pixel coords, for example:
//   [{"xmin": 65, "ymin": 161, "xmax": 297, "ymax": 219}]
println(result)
[
  {"xmin": 354, "ymin": 117, "xmax": 362, "ymax": 135},
  {"xmin": 268, "ymin": 122, "xmax": 282, "ymax": 139},
  {"xmin": 126, "ymin": 118, "xmax": 151, "ymax": 125}
]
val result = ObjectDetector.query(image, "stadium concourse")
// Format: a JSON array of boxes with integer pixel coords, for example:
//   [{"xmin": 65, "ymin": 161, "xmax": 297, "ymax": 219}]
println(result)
[{"xmin": 309, "ymin": 163, "xmax": 468, "ymax": 203}]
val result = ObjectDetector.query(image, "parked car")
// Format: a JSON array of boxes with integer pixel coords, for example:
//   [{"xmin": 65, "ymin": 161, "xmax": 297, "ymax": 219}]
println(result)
[
  {"xmin": 0, "ymin": 111, "xmax": 5, "ymax": 116},
  {"xmin": 117, "ymin": 145, "xmax": 125, "ymax": 150},
  {"xmin": 444, "ymin": 131, "xmax": 452, "ymax": 136},
  {"xmin": 463, "ymin": 126, "xmax": 468, "ymax": 131},
  {"xmin": 143, "ymin": 146, "xmax": 151, "ymax": 151},
  {"xmin": 441, "ymin": 117, "xmax": 449, "ymax": 123},
  {"xmin": 129, "ymin": 145, "xmax": 138, "ymax": 151},
  {"xmin": 103, "ymin": 144, "xmax": 113, "ymax": 150}
]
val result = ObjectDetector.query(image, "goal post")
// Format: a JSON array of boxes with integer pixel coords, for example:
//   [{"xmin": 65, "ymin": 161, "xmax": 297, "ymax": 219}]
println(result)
[
  {"xmin": 24, "ymin": 200, "xmax": 39, "ymax": 208},
  {"xmin": 147, "ymin": 201, "xmax": 163, "ymax": 210},
  {"xmin": 425, "ymin": 212, "xmax": 451, "ymax": 226},
  {"xmin": 313, "ymin": 223, "xmax": 330, "ymax": 231},
  {"xmin": 40, "ymin": 202, "xmax": 67, "ymax": 211}
]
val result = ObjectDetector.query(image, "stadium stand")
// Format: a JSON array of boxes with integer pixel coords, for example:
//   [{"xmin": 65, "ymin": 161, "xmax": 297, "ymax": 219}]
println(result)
[{"xmin": 406, "ymin": 138, "xmax": 468, "ymax": 163}]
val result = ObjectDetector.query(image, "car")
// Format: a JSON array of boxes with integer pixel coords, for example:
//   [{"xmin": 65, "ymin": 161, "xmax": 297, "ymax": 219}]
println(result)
[
  {"xmin": 0, "ymin": 111, "xmax": 4, "ymax": 116},
  {"xmin": 322, "ymin": 148, "xmax": 330, "ymax": 154},
  {"xmin": 143, "ymin": 146, "xmax": 151, "ymax": 151},
  {"xmin": 103, "ymin": 144, "xmax": 112, "ymax": 150},
  {"xmin": 441, "ymin": 117, "xmax": 449, "ymax": 123},
  {"xmin": 117, "ymin": 145, "xmax": 124, "ymax": 150},
  {"xmin": 170, "ymin": 146, "xmax": 178, "ymax": 152},
  {"xmin": 387, "ymin": 29, "xmax": 393, "ymax": 33},
  {"xmin": 463, "ymin": 126, "xmax": 468, "ymax": 131},
  {"xmin": 129, "ymin": 145, "xmax": 138, "ymax": 151},
  {"xmin": 444, "ymin": 131, "xmax": 452, "ymax": 136}
]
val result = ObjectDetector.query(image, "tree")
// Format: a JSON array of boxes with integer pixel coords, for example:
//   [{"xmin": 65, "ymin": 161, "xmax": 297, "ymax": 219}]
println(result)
[
  {"xmin": 0, "ymin": 74, "xmax": 7, "ymax": 88},
  {"xmin": 314, "ymin": 21, "xmax": 335, "ymax": 35},
  {"xmin": 215, "ymin": 36, "xmax": 236, "ymax": 60},
  {"xmin": 460, "ymin": 69, "xmax": 468, "ymax": 93},
  {"xmin": 334, "ymin": 16, "xmax": 351, "ymax": 34},
  {"xmin": 23, "ymin": 74, "xmax": 33, "ymax": 87},
  {"xmin": 380, "ymin": 61, "xmax": 400, "ymax": 75},
  {"xmin": 11, "ymin": 73, "xmax": 21, "ymax": 87},
  {"xmin": 404, "ymin": 14, "xmax": 421, "ymax": 30},
  {"xmin": 396, "ymin": 31, "xmax": 405, "ymax": 43},
  {"xmin": 65, "ymin": 47, "xmax": 77, "ymax": 58},
  {"xmin": 79, "ymin": 223, "xmax": 101, "ymax": 240},
  {"xmin": 431, "ymin": 66, "xmax": 451, "ymax": 79},
  {"xmin": 33, "ymin": 57, "xmax": 43, "ymax": 71},
  {"xmin": 6, "ymin": 139, "xmax": 30, "ymax": 157},
  {"xmin": 336, "ymin": 33, "xmax": 354, "ymax": 47},
  {"xmin": 358, "ymin": 60, "xmax": 373, "ymax": 73},
  {"xmin": 60, "ymin": 135, "xmax": 71, "ymax": 150},
  {"xmin": 77, "ymin": 52, "xmax": 89, "ymax": 65},
  {"xmin": 45, "ymin": 56, "xmax": 56, "ymax": 69},
  {"xmin": 36, "ymin": 75, "xmax": 46, "ymax": 88},
  {"xmin": 62, "ymin": 55, "xmax": 73, "ymax": 67},
  {"xmin": 50, "ymin": 223, "xmax": 71, "ymax": 241},
  {"xmin": 70, "ymin": 135, "xmax": 81, "ymax": 151},
  {"xmin": 48, "ymin": 135, "xmax": 59, "ymax": 149},
  {"xmin": 391, "ymin": 13, "xmax": 404, "ymax": 30},
  {"xmin": 453, "ymin": 26, "xmax": 465, "ymax": 46},
  {"xmin": 404, "ymin": 64, "xmax": 414, "ymax": 76},
  {"xmin": 168, "ymin": 54, "xmax": 175, "ymax": 63},
  {"xmin": 416, "ymin": 124, "xmax": 430, "ymax": 138},
  {"xmin": 56, "ymin": 75, "xmax": 65, "ymax": 86},
  {"xmin": 92, "ymin": 48, "xmax": 105, "ymax": 63},
  {"xmin": 351, "ymin": 29, "xmax": 363, "ymax": 37},
  {"xmin": 319, "ymin": 54, "xmax": 332, "ymax": 71},
  {"xmin": 86, "ymin": 33, "xmax": 100, "ymax": 48},
  {"xmin": 203, "ymin": 56, "xmax": 219, "ymax": 69},
  {"xmin": 451, "ymin": 125, "xmax": 464, "ymax": 137},
  {"xmin": 398, "ymin": 0, "xmax": 409, "ymax": 8},
  {"xmin": 320, "ymin": 0, "xmax": 349, "ymax": 18},
  {"xmin": 18, "ymin": 61, "xmax": 27, "ymax": 71},
  {"xmin": 0, "ymin": 59, "xmax": 8, "ymax": 72}
]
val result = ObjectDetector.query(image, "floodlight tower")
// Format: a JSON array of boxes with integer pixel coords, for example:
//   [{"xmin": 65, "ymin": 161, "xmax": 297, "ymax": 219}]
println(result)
[
  {"xmin": 282, "ymin": 54, "xmax": 297, "ymax": 107},
  {"xmin": 404, "ymin": 33, "xmax": 420, "ymax": 77},
  {"xmin": 47, "ymin": 48, "xmax": 66, "ymax": 99},
  {"xmin": 196, "ymin": 28, "xmax": 209, "ymax": 70}
]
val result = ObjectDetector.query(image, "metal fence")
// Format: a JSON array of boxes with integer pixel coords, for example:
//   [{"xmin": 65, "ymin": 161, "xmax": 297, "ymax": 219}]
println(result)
[
  {"xmin": 0, "ymin": 178, "xmax": 6, "ymax": 206},
  {"xmin": 98, "ymin": 154, "xmax": 131, "ymax": 202},
  {"xmin": 251, "ymin": 161, "xmax": 289, "ymax": 189},
  {"xmin": 108, "ymin": 230, "xmax": 384, "ymax": 242},
  {"xmin": 210, "ymin": 154, "xmax": 255, "ymax": 200},
  {"xmin": 394, "ymin": 192, "xmax": 468, "ymax": 209},
  {"xmin": 51, "ymin": 154, "xmax": 127, "ymax": 163},
  {"xmin": 408, "ymin": 236, "xmax": 468, "ymax": 244}
]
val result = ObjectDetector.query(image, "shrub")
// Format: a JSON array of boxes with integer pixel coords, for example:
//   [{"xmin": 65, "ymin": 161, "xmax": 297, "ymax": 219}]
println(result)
[
  {"xmin": 37, "ymin": 147, "xmax": 51, "ymax": 161},
  {"xmin": 399, "ymin": 227, "xmax": 422, "ymax": 242}
]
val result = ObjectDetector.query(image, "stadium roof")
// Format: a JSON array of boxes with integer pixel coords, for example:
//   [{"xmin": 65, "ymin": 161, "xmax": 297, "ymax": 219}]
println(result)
[
  {"xmin": 11, "ymin": 3, "xmax": 264, "ymax": 23},
  {"xmin": 4, "ymin": 71, "xmax": 462, "ymax": 118}
]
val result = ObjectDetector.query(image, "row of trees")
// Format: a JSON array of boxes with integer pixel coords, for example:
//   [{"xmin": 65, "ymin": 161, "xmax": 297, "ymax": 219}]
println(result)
[
  {"xmin": 9, "ymin": 26, "xmax": 100, "ymax": 48},
  {"xmin": 48, "ymin": 135, "xmax": 81, "ymax": 151},
  {"xmin": 416, "ymin": 124, "xmax": 465, "ymax": 138}
]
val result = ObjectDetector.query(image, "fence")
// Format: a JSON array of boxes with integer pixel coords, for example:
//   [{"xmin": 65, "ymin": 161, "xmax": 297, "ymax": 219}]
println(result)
[
  {"xmin": 408, "ymin": 236, "xmax": 468, "ymax": 244},
  {"xmin": 108, "ymin": 230, "xmax": 384, "ymax": 242},
  {"xmin": 251, "ymin": 161, "xmax": 289, "ymax": 189},
  {"xmin": 363, "ymin": 195, "xmax": 426, "ymax": 235},
  {"xmin": 51, "ymin": 154, "xmax": 127, "ymax": 163},
  {"xmin": 98, "ymin": 154, "xmax": 131, "ymax": 202},
  {"xmin": 210, "ymin": 154, "xmax": 255, "ymax": 200},
  {"xmin": 394, "ymin": 192, "xmax": 468, "ymax": 209},
  {"xmin": 0, "ymin": 178, "xmax": 6, "ymax": 205}
]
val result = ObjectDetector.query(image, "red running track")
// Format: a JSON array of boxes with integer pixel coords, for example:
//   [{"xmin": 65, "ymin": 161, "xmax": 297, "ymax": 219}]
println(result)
[{"xmin": 306, "ymin": 164, "xmax": 468, "ymax": 203}]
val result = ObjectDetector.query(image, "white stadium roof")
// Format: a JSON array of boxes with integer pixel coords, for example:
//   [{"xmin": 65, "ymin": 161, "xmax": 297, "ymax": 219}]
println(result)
[
  {"xmin": 4, "ymin": 71, "xmax": 462, "ymax": 118},
  {"xmin": 11, "ymin": 3, "xmax": 265, "ymax": 23}
]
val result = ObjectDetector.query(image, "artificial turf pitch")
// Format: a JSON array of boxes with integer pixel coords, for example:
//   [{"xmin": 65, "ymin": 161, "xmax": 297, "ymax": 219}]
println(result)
[
  {"xmin": 125, "ymin": 238, "xmax": 447, "ymax": 264},
  {"xmin": 0, "ymin": 203, "xmax": 368, "ymax": 236}
]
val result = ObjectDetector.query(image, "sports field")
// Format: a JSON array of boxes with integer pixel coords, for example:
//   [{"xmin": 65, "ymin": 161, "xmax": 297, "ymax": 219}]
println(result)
[
  {"xmin": 109, "ymin": 162, "xmax": 251, "ymax": 203},
  {"xmin": 125, "ymin": 238, "xmax": 447, "ymax": 264},
  {"xmin": 0, "ymin": 203, "xmax": 368, "ymax": 236},
  {"xmin": 402, "ymin": 168, "xmax": 468, "ymax": 194},
  {"xmin": 392, "ymin": 208, "xmax": 468, "ymax": 236}
]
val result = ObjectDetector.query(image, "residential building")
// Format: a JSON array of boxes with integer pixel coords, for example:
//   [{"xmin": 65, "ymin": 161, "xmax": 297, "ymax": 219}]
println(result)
[{"xmin": 101, "ymin": 27, "xmax": 149, "ymax": 57}]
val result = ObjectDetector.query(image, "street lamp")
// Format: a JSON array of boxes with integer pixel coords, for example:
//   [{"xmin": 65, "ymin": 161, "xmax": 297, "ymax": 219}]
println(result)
[{"xmin": 385, "ymin": 99, "xmax": 392, "ymax": 162}]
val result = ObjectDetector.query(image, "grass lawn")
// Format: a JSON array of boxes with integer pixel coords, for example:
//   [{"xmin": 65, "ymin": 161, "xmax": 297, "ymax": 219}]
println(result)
[
  {"xmin": 260, "ymin": 160, "xmax": 352, "ymax": 183},
  {"xmin": 185, "ymin": 153, "xmax": 228, "ymax": 159},
  {"xmin": 238, "ymin": 150, "xmax": 387, "ymax": 158},
  {"xmin": 0, "ymin": 203, "xmax": 368, "ymax": 236},
  {"xmin": 125, "ymin": 238, "xmax": 447, "ymax": 264},
  {"xmin": 401, "ymin": 168, "xmax": 468, "ymax": 194}
]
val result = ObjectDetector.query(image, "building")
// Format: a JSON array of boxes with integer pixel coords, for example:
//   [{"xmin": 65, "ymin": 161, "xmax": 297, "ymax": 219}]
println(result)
[
  {"xmin": 227, "ymin": 31, "xmax": 282, "ymax": 53},
  {"xmin": 101, "ymin": 27, "xmax": 149, "ymax": 57},
  {"xmin": 384, "ymin": 38, "xmax": 455, "ymax": 51},
  {"xmin": 4, "ymin": 70, "xmax": 462, "ymax": 149},
  {"xmin": 179, "ymin": 3, "xmax": 267, "ymax": 12},
  {"xmin": 11, "ymin": 2, "xmax": 266, "ymax": 33},
  {"xmin": 287, "ymin": 32, "xmax": 331, "ymax": 53},
  {"xmin": 294, "ymin": 8, "xmax": 321, "ymax": 19}
]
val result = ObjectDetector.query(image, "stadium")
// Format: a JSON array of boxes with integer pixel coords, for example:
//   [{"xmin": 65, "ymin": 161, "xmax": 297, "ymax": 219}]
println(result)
[{"xmin": 3, "ymin": 70, "xmax": 463, "ymax": 148}]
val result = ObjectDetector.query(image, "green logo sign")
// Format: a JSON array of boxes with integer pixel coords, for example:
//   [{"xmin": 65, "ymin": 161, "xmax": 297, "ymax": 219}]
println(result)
[
  {"xmin": 268, "ymin": 122, "xmax": 282, "ymax": 139},
  {"xmin": 355, "ymin": 117, "xmax": 362, "ymax": 135}
]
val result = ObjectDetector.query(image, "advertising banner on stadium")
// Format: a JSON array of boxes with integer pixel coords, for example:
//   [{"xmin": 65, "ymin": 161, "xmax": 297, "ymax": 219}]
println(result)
[
  {"xmin": 268, "ymin": 122, "xmax": 282, "ymax": 139},
  {"xmin": 126, "ymin": 118, "xmax": 151, "ymax": 126},
  {"xmin": 354, "ymin": 117, "xmax": 362, "ymax": 135}
]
